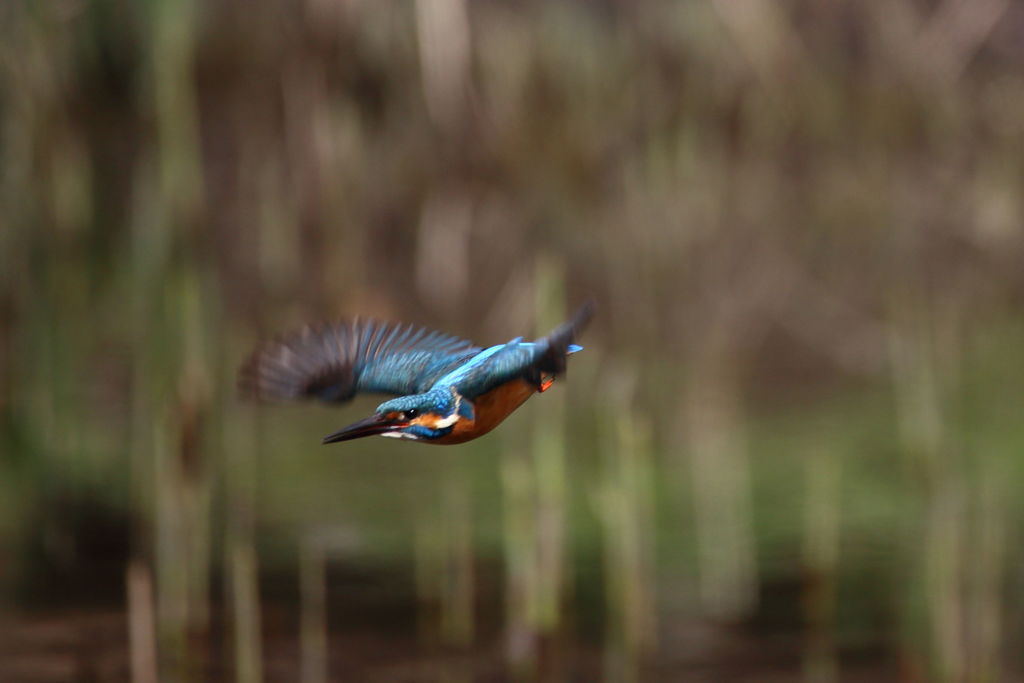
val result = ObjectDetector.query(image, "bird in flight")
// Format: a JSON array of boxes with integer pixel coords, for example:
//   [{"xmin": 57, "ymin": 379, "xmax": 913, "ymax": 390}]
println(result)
[{"xmin": 239, "ymin": 302, "xmax": 593, "ymax": 445}]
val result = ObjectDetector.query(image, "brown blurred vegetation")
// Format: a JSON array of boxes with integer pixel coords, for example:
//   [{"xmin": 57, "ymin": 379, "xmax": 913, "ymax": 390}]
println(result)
[{"xmin": 3, "ymin": 0, "xmax": 1024, "ymax": 681}]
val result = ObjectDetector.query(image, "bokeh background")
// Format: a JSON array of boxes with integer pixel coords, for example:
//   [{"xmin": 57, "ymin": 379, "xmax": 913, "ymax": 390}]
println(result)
[{"xmin": 3, "ymin": 0, "xmax": 1024, "ymax": 681}]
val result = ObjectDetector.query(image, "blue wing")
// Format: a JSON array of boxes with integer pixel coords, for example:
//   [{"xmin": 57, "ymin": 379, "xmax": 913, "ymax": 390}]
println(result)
[
  {"xmin": 435, "ymin": 301, "xmax": 594, "ymax": 398},
  {"xmin": 240, "ymin": 318, "xmax": 481, "ymax": 403}
]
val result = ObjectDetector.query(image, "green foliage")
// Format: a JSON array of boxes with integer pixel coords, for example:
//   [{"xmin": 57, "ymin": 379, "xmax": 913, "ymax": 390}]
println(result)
[{"xmin": 2, "ymin": 0, "xmax": 1023, "ymax": 678}]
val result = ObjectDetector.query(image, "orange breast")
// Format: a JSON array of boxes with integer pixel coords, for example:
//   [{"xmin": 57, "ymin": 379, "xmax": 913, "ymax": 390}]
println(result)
[{"xmin": 431, "ymin": 379, "xmax": 540, "ymax": 445}]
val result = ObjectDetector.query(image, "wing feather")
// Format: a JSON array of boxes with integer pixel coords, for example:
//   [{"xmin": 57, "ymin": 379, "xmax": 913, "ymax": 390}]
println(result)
[
  {"xmin": 448, "ymin": 301, "xmax": 594, "ymax": 398},
  {"xmin": 240, "ymin": 318, "xmax": 481, "ymax": 403}
]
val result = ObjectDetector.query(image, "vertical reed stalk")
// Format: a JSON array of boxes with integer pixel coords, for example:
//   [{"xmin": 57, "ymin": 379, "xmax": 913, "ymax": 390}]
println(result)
[
  {"xmin": 440, "ymin": 466, "xmax": 475, "ymax": 647},
  {"xmin": 224, "ymin": 383, "xmax": 263, "ymax": 683},
  {"xmin": 413, "ymin": 464, "xmax": 477, "ymax": 655},
  {"xmin": 502, "ymin": 448, "xmax": 539, "ymax": 676},
  {"xmin": 300, "ymin": 537, "xmax": 328, "ymax": 683},
  {"xmin": 230, "ymin": 542, "xmax": 264, "ymax": 683},
  {"xmin": 143, "ymin": 0, "xmax": 206, "ymax": 673},
  {"xmin": 594, "ymin": 397, "xmax": 657, "ymax": 682},
  {"xmin": 529, "ymin": 257, "xmax": 570, "ymax": 636},
  {"xmin": 966, "ymin": 462, "xmax": 1005, "ymax": 682},
  {"xmin": 127, "ymin": 560, "xmax": 159, "ymax": 683},
  {"xmin": 154, "ymin": 408, "xmax": 191, "ymax": 681},
  {"xmin": 888, "ymin": 287, "xmax": 965, "ymax": 681},
  {"xmin": 151, "ymin": 0, "xmax": 203, "ymax": 216},
  {"xmin": 925, "ymin": 479, "xmax": 965, "ymax": 682},
  {"xmin": 148, "ymin": 270, "xmax": 213, "ymax": 680},
  {"xmin": 801, "ymin": 447, "xmax": 840, "ymax": 683},
  {"xmin": 178, "ymin": 269, "xmax": 214, "ymax": 654},
  {"xmin": 683, "ymin": 332, "xmax": 757, "ymax": 620}
]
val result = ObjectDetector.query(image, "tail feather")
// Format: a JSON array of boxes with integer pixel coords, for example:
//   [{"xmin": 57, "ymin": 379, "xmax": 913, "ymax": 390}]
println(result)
[{"xmin": 535, "ymin": 300, "xmax": 595, "ymax": 376}]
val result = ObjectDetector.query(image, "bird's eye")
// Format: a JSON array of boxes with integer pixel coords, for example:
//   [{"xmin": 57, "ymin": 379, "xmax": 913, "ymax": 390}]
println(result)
[{"xmin": 404, "ymin": 409, "xmax": 419, "ymax": 420}]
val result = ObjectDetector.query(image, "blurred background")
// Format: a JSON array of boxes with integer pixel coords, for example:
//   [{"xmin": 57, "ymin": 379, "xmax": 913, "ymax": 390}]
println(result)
[{"xmin": 3, "ymin": 0, "xmax": 1024, "ymax": 681}]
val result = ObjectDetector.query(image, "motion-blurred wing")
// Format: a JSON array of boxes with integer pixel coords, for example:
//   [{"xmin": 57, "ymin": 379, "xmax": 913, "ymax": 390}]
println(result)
[
  {"xmin": 451, "ymin": 301, "xmax": 594, "ymax": 398},
  {"xmin": 240, "ymin": 318, "xmax": 482, "ymax": 403}
]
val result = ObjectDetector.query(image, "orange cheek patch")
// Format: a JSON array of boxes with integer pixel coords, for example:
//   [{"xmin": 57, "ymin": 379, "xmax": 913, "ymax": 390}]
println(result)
[{"xmin": 411, "ymin": 413, "xmax": 444, "ymax": 429}]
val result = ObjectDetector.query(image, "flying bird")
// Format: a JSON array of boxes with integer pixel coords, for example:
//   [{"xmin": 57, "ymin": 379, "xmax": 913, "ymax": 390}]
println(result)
[{"xmin": 239, "ymin": 302, "xmax": 593, "ymax": 445}]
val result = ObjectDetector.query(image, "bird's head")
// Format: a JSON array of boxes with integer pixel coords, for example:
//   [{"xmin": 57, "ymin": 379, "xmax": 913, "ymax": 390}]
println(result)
[{"xmin": 321, "ymin": 387, "xmax": 473, "ymax": 444}]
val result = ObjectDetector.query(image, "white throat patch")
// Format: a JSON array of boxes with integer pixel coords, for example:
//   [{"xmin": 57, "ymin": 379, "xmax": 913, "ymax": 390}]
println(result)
[
  {"xmin": 382, "ymin": 431, "xmax": 420, "ymax": 440},
  {"xmin": 433, "ymin": 388, "xmax": 464, "ymax": 429}
]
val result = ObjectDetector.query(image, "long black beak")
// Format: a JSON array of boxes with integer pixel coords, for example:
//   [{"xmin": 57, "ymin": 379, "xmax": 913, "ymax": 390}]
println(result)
[{"xmin": 322, "ymin": 414, "xmax": 406, "ymax": 444}]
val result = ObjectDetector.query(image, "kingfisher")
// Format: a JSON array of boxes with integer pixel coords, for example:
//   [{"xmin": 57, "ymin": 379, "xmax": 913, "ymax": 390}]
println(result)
[{"xmin": 239, "ymin": 302, "xmax": 593, "ymax": 445}]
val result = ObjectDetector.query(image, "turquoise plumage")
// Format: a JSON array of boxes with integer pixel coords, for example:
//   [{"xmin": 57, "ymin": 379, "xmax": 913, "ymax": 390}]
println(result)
[{"xmin": 240, "ymin": 302, "xmax": 593, "ymax": 445}]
